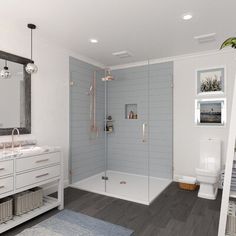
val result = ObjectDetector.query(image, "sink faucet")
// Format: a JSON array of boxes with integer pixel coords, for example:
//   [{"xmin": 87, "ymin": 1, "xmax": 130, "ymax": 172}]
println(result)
[{"xmin": 12, "ymin": 128, "xmax": 21, "ymax": 150}]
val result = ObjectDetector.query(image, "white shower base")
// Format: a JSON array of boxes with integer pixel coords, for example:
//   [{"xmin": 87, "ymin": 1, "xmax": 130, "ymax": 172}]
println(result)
[{"xmin": 71, "ymin": 170, "xmax": 172, "ymax": 205}]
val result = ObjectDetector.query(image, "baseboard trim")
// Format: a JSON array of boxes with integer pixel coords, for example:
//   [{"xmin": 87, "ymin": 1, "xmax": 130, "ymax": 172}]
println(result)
[{"xmin": 173, "ymin": 174, "xmax": 183, "ymax": 182}]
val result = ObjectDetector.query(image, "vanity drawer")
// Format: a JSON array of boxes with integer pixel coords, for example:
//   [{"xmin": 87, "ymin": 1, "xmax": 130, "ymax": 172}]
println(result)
[
  {"xmin": 16, "ymin": 152, "xmax": 60, "ymax": 172},
  {"xmin": 0, "ymin": 160, "xmax": 14, "ymax": 177},
  {"xmin": 16, "ymin": 165, "xmax": 60, "ymax": 189},
  {"xmin": 0, "ymin": 177, "xmax": 14, "ymax": 195}
]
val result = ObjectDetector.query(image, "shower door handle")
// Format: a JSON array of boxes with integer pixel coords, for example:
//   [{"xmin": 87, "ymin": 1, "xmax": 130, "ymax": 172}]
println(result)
[{"xmin": 142, "ymin": 123, "xmax": 147, "ymax": 143}]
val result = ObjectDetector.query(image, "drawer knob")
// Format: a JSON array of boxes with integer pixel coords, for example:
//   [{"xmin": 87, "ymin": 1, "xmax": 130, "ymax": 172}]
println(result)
[
  {"xmin": 0, "ymin": 186, "xmax": 5, "ymax": 189},
  {"xmin": 36, "ymin": 159, "xmax": 49, "ymax": 163},
  {"xmin": 36, "ymin": 173, "xmax": 49, "ymax": 178},
  {"xmin": 0, "ymin": 168, "xmax": 5, "ymax": 171}
]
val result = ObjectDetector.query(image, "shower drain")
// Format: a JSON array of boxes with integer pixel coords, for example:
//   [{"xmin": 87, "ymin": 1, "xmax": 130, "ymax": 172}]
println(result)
[{"xmin": 120, "ymin": 181, "xmax": 127, "ymax": 184}]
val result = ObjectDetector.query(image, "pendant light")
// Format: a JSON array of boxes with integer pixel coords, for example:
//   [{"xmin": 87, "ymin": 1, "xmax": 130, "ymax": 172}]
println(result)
[
  {"xmin": 25, "ymin": 23, "xmax": 38, "ymax": 74},
  {"xmin": 0, "ymin": 60, "xmax": 11, "ymax": 79}
]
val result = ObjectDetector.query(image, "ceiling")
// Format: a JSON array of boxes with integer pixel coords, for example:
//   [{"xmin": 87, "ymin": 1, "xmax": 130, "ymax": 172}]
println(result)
[{"xmin": 1, "ymin": 0, "xmax": 236, "ymax": 66}]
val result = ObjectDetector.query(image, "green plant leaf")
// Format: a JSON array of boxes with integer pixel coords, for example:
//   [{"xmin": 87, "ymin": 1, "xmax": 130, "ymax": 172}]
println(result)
[{"xmin": 220, "ymin": 37, "xmax": 236, "ymax": 49}]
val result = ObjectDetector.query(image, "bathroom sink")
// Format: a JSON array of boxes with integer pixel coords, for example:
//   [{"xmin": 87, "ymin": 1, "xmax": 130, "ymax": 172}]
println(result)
[
  {"xmin": 15, "ymin": 146, "xmax": 43, "ymax": 152},
  {"xmin": 0, "ymin": 146, "xmax": 59, "ymax": 159},
  {"xmin": 0, "ymin": 146, "xmax": 44, "ymax": 159},
  {"xmin": 14, "ymin": 146, "xmax": 47, "ymax": 156},
  {"xmin": 0, "ymin": 149, "xmax": 18, "ymax": 159},
  {"xmin": 16, "ymin": 145, "xmax": 60, "ymax": 156}
]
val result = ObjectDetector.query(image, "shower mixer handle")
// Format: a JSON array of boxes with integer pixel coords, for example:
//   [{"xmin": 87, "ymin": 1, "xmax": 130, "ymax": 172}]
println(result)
[{"xmin": 142, "ymin": 122, "xmax": 147, "ymax": 143}]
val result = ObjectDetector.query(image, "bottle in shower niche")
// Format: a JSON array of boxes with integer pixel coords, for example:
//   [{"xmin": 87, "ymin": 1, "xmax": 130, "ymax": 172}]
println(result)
[
  {"xmin": 105, "ymin": 124, "xmax": 109, "ymax": 132},
  {"xmin": 128, "ymin": 111, "xmax": 134, "ymax": 119},
  {"xmin": 105, "ymin": 115, "xmax": 113, "ymax": 133}
]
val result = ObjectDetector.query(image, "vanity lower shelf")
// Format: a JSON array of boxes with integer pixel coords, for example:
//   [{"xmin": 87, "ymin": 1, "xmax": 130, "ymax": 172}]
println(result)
[{"xmin": 0, "ymin": 196, "xmax": 60, "ymax": 233}]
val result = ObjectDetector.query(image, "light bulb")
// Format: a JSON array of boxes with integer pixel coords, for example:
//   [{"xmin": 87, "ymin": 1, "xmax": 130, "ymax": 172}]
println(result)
[
  {"xmin": 25, "ymin": 63, "xmax": 38, "ymax": 74},
  {"xmin": 0, "ymin": 67, "xmax": 11, "ymax": 79}
]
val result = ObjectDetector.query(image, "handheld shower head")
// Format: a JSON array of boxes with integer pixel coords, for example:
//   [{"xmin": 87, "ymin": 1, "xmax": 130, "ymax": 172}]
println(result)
[{"xmin": 87, "ymin": 84, "xmax": 93, "ymax": 95}]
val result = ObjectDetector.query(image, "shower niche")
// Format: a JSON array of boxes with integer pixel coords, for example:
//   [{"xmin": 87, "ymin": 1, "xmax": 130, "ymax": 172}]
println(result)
[{"xmin": 125, "ymin": 104, "xmax": 138, "ymax": 119}]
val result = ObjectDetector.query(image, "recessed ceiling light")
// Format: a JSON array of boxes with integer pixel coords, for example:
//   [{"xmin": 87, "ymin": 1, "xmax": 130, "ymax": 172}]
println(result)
[
  {"xmin": 182, "ymin": 13, "xmax": 193, "ymax": 20},
  {"xmin": 89, "ymin": 38, "xmax": 98, "ymax": 43}
]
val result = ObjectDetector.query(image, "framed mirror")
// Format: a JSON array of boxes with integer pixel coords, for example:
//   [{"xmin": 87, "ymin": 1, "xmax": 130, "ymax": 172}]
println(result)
[{"xmin": 0, "ymin": 50, "xmax": 31, "ymax": 135}]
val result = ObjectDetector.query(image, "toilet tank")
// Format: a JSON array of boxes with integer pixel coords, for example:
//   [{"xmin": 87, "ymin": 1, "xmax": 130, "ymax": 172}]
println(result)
[{"xmin": 199, "ymin": 139, "xmax": 221, "ymax": 171}]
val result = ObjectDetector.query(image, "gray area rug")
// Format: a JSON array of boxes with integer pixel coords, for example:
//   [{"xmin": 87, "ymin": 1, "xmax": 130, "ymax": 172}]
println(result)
[{"xmin": 17, "ymin": 209, "xmax": 134, "ymax": 236}]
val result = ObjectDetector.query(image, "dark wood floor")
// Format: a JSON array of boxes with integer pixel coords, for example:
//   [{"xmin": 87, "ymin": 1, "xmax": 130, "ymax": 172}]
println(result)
[{"xmin": 3, "ymin": 182, "xmax": 221, "ymax": 236}]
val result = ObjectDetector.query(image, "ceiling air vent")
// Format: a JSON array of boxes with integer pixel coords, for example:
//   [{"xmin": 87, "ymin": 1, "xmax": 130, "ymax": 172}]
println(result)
[
  {"xmin": 112, "ymin": 51, "xmax": 132, "ymax": 59},
  {"xmin": 194, "ymin": 33, "xmax": 216, "ymax": 44}
]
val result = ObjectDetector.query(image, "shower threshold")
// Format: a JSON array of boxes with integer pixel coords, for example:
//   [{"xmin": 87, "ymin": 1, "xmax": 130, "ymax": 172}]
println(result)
[{"xmin": 70, "ymin": 170, "xmax": 172, "ymax": 205}]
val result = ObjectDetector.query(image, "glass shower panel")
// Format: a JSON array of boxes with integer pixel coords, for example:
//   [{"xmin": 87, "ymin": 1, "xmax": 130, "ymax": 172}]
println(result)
[
  {"xmin": 105, "ymin": 64, "xmax": 150, "ymax": 204},
  {"xmin": 69, "ymin": 57, "xmax": 106, "ymax": 193},
  {"xmin": 148, "ymin": 61, "xmax": 173, "ymax": 203}
]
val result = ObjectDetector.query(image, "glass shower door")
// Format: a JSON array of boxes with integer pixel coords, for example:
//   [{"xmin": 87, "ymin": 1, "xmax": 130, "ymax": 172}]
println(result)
[
  {"xmin": 104, "ymin": 64, "xmax": 150, "ymax": 204},
  {"xmin": 69, "ymin": 57, "xmax": 107, "ymax": 194},
  {"xmin": 148, "ymin": 61, "xmax": 173, "ymax": 203}
]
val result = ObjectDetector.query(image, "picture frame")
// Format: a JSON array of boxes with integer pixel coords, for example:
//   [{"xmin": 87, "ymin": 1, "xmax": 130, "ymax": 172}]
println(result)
[
  {"xmin": 195, "ymin": 98, "xmax": 226, "ymax": 126},
  {"xmin": 196, "ymin": 67, "xmax": 225, "ymax": 96}
]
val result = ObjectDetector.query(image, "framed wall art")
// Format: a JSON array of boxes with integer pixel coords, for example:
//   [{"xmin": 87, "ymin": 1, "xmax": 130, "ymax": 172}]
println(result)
[
  {"xmin": 196, "ymin": 67, "xmax": 225, "ymax": 96},
  {"xmin": 195, "ymin": 98, "xmax": 226, "ymax": 126}
]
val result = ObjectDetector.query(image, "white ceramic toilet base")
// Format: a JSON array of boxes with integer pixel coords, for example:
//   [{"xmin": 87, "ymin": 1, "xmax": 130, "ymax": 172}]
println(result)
[{"xmin": 198, "ymin": 183, "xmax": 218, "ymax": 200}]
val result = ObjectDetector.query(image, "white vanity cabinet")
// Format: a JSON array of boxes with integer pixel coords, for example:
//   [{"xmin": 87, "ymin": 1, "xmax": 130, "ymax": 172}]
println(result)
[
  {"xmin": 0, "ymin": 160, "xmax": 14, "ymax": 177},
  {"xmin": 0, "ymin": 148, "xmax": 64, "ymax": 233}
]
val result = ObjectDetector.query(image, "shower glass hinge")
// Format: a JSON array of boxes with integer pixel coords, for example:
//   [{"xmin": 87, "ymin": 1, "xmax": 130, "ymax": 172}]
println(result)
[{"xmin": 102, "ymin": 176, "xmax": 108, "ymax": 180}]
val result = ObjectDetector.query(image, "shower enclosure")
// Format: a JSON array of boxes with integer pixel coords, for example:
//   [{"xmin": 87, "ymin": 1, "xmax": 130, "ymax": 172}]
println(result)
[{"xmin": 69, "ymin": 57, "xmax": 173, "ymax": 205}]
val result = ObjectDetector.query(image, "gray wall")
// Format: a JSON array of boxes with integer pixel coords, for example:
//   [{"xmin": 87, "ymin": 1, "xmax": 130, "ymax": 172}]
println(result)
[
  {"xmin": 149, "ymin": 62, "xmax": 173, "ymax": 179},
  {"xmin": 107, "ymin": 65, "xmax": 149, "ymax": 175},
  {"xmin": 108, "ymin": 62, "xmax": 173, "ymax": 179},
  {"xmin": 69, "ymin": 57, "xmax": 105, "ymax": 183},
  {"xmin": 69, "ymin": 58, "xmax": 173, "ymax": 182}
]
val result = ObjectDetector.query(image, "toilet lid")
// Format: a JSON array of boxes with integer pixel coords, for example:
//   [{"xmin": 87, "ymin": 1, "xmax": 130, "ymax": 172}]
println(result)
[{"xmin": 196, "ymin": 168, "xmax": 219, "ymax": 177}]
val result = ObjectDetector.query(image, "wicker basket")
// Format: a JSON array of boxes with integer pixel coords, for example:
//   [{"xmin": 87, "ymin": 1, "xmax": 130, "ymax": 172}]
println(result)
[
  {"xmin": 226, "ymin": 201, "xmax": 236, "ymax": 235},
  {"xmin": 31, "ymin": 187, "xmax": 43, "ymax": 209},
  {"xmin": 0, "ymin": 197, "xmax": 13, "ymax": 224},
  {"xmin": 14, "ymin": 187, "xmax": 43, "ymax": 216},
  {"xmin": 178, "ymin": 182, "xmax": 198, "ymax": 191}
]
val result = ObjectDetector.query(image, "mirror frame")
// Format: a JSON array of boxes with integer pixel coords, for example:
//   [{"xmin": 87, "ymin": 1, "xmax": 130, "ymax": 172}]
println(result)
[{"xmin": 0, "ymin": 50, "xmax": 31, "ymax": 135}]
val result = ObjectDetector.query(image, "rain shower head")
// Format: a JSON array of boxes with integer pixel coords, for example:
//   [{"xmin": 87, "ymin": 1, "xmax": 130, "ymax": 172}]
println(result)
[
  {"xmin": 101, "ymin": 75, "xmax": 114, "ymax": 81},
  {"xmin": 101, "ymin": 70, "xmax": 114, "ymax": 81}
]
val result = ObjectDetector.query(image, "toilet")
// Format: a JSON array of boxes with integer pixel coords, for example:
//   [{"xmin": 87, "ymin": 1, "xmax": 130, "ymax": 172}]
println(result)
[{"xmin": 196, "ymin": 139, "xmax": 221, "ymax": 200}]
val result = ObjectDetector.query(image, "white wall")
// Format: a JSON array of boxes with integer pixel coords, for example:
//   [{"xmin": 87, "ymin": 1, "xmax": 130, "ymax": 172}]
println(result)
[
  {"xmin": 0, "ymin": 25, "xmax": 104, "ymax": 185},
  {"xmin": 173, "ymin": 51, "xmax": 236, "ymax": 179}
]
